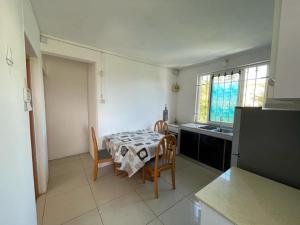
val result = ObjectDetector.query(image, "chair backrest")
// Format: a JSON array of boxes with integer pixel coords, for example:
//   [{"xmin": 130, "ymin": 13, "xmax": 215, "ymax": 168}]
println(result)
[
  {"xmin": 91, "ymin": 127, "xmax": 99, "ymax": 161},
  {"xmin": 155, "ymin": 134, "xmax": 177, "ymax": 169},
  {"xmin": 154, "ymin": 120, "xmax": 168, "ymax": 134}
]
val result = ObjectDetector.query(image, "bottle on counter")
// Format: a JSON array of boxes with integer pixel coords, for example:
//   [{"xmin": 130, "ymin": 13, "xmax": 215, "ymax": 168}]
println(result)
[{"xmin": 163, "ymin": 104, "xmax": 168, "ymax": 121}]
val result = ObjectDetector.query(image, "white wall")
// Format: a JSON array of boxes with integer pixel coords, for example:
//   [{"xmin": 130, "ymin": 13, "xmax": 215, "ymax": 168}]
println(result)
[
  {"xmin": 41, "ymin": 37, "xmax": 176, "ymax": 157},
  {"xmin": 176, "ymin": 46, "xmax": 271, "ymax": 124},
  {"xmin": 23, "ymin": 0, "xmax": 48, "ymax": 194},
  {"xmin": 99, "ymin": 53, "xmax": 176, "ymax": 138},
  {"xmin": 44, "ymin": 55, "xmax": 89, "ymax": 160},
  {"xmin": 0, "ymin": 0, "xmax": 37, "ymax": 224}
]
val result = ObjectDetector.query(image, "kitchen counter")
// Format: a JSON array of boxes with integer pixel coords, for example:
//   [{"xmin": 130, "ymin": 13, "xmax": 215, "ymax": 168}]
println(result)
[
  {"xmin": 195, "ymin": 167, "xmax": 300, "ymax": 225},
  {"xmin": 167, "ymin": 123, "xmax": 179, "ymax": 133},
  {"xmin": 180, "ymin": 123, "xmax": 233, "ymax": 141}
]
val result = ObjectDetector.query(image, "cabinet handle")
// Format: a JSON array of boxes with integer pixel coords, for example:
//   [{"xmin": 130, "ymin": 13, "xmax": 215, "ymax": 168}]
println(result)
[{"xmin": 232, "ymin": 153, "xmax": 240, "ymax": 157}]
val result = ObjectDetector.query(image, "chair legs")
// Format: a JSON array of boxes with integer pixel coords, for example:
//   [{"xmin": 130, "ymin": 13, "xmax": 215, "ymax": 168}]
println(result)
[
  {"xmin": 142, "ymin": 167, "xmax": 145, "ymax": 183},
  {"xmin": 171, "ymin": 166, "xmax": 176, "ymax": 189},
  {"xmin": 113, "ymin": 162, "xmax": 116, "ymax": 175},
  {"xmin": 93, "ymin": 161, "xmax": 98, "ymax": 181},
  {"xmin": 141, "ymin": 165, "xmax": 176, "ymax": 199},
  {"xmin": 154, "ymin": 169, "xmax": 158, "ymax": 199}
]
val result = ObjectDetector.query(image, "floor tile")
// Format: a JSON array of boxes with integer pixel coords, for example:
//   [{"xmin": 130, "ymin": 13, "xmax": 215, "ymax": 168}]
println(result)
[
  {"xmin": 43, "ymin": 186, "xmax": 97, "ymax": 225},
  {"xmin": 36, "ymin": 194, "xmax": 46, "ymax": 225},
  {"xmin": 162, "ymin": 162, "xmax": 217, "ymax": 197},
  {"xmin": 80, "ymin": 153, "xmax": 115, "ymax": 183},
  {"xmin": 99, "ymin": 192, "xmax": 155, "ymax": 225},
  {"xmin": 135, "ymin": 178, "xmax": 185, "ymax": 216},
  {"xmin": 62, "ymin": 209, "xmax": 103, "ymax": 225},
  {"xmin": 147, "ymin": 218, "xmax": 163, "ymax": 225},
  {"xmin": 160, "ymin": 168, "xmax": 185, "ymax": 185},
  {"xmin": 80, "ymin": 153, "xmax": 94, "ymax": 169},
  {"xmin": 47, "ymin": 171, "xmax": 89, "ymax": 197},
  {"xmin": 79, "ymin": 152, "xmax": 93, "ymax": 160},
  {"xmin": 49, "ymin": 155, "xmax": 81, "ymax": 167},
  {"xmin": 159, "ymin": 198, "xmax": 201, "ymax": 225},
  {"xmin": 86, "ymin": 164, "xmax": 115, "ymax": 183},
  {"xmin": 127, "ymin": 170, "xmax": 145, "ymax": 190},
  {"xmin": 42, "ymin": 153, "xmax": 218, "ymax": 225},
  {"xmin": 49, "ymin": 160, "xmax": 84, "ymax": 177},
  {"xmin": 90, "ymin": 175, "xmax": 133, "ymax": 206},
  {"xmin": 177, "ymin": 173, "xmax": 214, "ymax": 197},
  {"xmin": 176, "ymin": 155, "xmax": 195, "ymax": 171}
]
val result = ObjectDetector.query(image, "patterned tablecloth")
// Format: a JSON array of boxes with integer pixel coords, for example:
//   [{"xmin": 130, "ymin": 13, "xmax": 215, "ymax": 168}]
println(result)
[{"xmin": 103, "ymin": 130, "xmax": 164, "ymax": 177}]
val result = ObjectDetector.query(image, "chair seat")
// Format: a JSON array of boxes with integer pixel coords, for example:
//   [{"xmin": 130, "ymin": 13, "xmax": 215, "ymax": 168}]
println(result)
[
  {"xmin": 146, "ymin": 158, "xmax": 172, "ymax": 170},
  {"xmin": 98, "ymin": 149, "xmax": 112, "ymax": 159}
]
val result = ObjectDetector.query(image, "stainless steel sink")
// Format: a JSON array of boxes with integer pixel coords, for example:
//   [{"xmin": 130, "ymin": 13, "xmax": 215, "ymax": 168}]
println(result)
[
  {"xmin": 198, "ymin": 125, "xmax": 218, "ymax": 130},
  {"xmin": 213, "ymin": 128, "xmax": 233, "ymax": 134},
  {"xmin": 199, "ymin": 125, "xmax": 233, "ymax": 134}
]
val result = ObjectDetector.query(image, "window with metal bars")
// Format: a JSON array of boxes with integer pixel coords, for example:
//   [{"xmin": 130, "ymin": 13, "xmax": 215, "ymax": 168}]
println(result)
[
  {"xmin": 195, "ymin": 75, "xmax": 210, "ymax": 123},
  {"xmin": 210, "ymin": 72, "xmax": 240, "ymax": 124},
  {"xmin": 241, "ymin": 64, "xmax": 268, "ymax": 107},
  {"xmin": 195, "ymin": 63, "xmax": 269, "ymax": 125}
]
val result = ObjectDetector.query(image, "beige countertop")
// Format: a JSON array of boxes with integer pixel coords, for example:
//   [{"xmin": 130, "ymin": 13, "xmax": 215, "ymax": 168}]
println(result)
[
  {"xmin": 180, "ymin": 123, "xmax": 233, "ymax": 141},
  {"xmin": 195, "ymin": 167, "xmax": 300, "ymax": 225}
]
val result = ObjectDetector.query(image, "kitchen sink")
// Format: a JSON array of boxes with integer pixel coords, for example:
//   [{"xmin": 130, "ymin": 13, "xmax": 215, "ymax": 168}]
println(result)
[
  {"xmin": 198, "ymin": 125, "xmax": 218, "ymax": 130},
  {"xmin": 199, "ymin": 125, "xmax": 233, "ymax": 134},
  {"xmin": 213, "ymin": 128, "xmax": 233, "ymax": 134}
]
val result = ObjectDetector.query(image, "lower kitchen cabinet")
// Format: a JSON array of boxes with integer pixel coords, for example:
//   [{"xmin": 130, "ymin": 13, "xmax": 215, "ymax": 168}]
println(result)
[
  {"xmin": 179, "ymin": 129, "xmax": 232, "ymax": 171},
  {"xmin": 224, "ymin": 140, "xmax": 232, "ymax": 170},
  {"xmin": 198, "ymin": 135, "xmax": 224, "ymax": 170},
  {"xmin": 179, "ymin": 130, "xmax": 199, "ymax": 160}
]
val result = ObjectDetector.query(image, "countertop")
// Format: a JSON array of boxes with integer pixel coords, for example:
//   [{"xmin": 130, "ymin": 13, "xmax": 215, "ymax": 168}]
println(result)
[
  {"xmin": 167, "ymin": 123, "xmax": 180, "ymax": 133},
  {"xmin": 180, "ymin": 123, "xmax": 233, "ymax": 141},
  {"xmin": 195, "ymin": 167, "xmax": 300, "ymax": 225}
]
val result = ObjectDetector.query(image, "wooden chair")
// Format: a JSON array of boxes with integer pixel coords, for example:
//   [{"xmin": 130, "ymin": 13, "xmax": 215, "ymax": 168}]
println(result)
[
  {"xmin": 91, "ymin": 127, "xmax": 114, "ymax": 181},
  {"xmin": 154, "ymin": 120, "xmax": 168, "ymax": 134},
  {"xmin": 142, "ymin": 134, "xmax": 177, "ymax": 198}
]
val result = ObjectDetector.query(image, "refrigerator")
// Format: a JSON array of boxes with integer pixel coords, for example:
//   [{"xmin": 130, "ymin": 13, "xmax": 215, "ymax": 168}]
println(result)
[{"xmin": 232, "ymin": 107, "xmax": 300, "ymax": 189}]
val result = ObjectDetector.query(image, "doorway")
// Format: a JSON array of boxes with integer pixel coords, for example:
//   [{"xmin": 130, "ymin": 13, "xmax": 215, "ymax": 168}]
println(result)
[
  {"xmin": 43, "ymin": 55, "xmax": 90, "ymax": 160},
  {"xmin": 26, "ymin": 56, "xmax": 39, "ymax": 198}
]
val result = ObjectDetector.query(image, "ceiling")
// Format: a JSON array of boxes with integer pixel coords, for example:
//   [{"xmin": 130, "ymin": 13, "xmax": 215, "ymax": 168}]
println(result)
[{"xmin": 30, "ymin": 0, "xmax": 274, "ymax": 67}]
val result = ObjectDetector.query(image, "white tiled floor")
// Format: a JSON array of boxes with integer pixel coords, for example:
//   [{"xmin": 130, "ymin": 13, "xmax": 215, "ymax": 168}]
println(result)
[{"xmin": 37, "ymin": 153, "xmax": 218, "ymax": 225}]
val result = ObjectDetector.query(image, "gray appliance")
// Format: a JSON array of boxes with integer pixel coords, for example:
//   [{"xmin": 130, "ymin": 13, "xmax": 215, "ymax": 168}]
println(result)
[{"xmin": 232, "ymin": 107, "xmax": 300, "ymax": 189}]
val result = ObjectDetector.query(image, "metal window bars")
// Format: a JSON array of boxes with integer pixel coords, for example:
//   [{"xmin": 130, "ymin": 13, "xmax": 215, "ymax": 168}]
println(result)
[{"xmin": 195, "ymin": 62, "xmax": 269, "ymax": 124}]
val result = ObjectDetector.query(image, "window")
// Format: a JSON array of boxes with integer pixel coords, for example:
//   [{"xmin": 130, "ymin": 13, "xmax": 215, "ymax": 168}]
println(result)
[
  {"xmin": 195, "ymin": 63, "xmax": 269, "ymax": 125},
  {"xmin": 242, "ymin": 64, "xmax": 268, "ymax": 107},
  {"xmin": 195, "ymin": 75, "xmax": 210, "ymax": 123},
  {"xmin": 210, "ymin": 73, "xmax": 240, "ymax": 124}
]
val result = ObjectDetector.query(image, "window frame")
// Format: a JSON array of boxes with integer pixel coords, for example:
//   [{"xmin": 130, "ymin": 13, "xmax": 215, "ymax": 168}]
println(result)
[
  {"xmin": 194, "ymin": 62, "xmax": 269, "ymax": 127},
  {"xmin": 239, "ymin": 63, "xmax": 270, "ymax": 108},
  {"xmin": 208, "ymin": 72, "xmax": 241, "ymax": 127},
  {"xmin": 194, "ymin": 74, "xmax": 211, "ymax": 123}
]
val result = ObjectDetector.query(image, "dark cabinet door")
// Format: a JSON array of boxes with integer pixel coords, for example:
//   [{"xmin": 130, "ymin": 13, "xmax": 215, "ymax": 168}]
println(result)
[
  {"xmin": 179, "ymin": 130, "xmax": 199, "ymax": 160},
  {"xmin": 224, "ymin": 140, "xmax": 232, "ymax": 171},
  {"xmin": 198, "ymin": 135, "xmax": 224, "ymax": 170}
]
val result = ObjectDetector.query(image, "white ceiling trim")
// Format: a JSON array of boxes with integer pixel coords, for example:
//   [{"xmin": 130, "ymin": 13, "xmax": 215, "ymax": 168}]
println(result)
[{"xmin": 41, "ymin": 33, "xmax": 167, "ymax": 68}]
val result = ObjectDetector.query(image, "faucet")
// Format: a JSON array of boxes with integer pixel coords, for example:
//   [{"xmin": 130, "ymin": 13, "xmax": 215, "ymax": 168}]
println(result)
[{"xmin": 219, "ymin": 117, "xmax": 223, "ymax": 131}]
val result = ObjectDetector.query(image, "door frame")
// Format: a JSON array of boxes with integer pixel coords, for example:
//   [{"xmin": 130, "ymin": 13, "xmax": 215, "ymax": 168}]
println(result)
[{"xmin": 26, "ymin": 56, "xmax": 39, "ymax": 198}]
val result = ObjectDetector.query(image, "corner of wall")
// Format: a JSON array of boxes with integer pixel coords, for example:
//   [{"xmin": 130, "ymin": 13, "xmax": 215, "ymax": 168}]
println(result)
[{"xmin": 23, "ymin": 0, "xmax": 49, "ymax": 194}]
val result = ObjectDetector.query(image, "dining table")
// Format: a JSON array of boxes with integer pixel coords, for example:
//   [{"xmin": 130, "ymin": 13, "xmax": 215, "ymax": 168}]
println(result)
[{"xmin": 103, "ymin": 129, "xmax": 164, "ymax": 177}]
